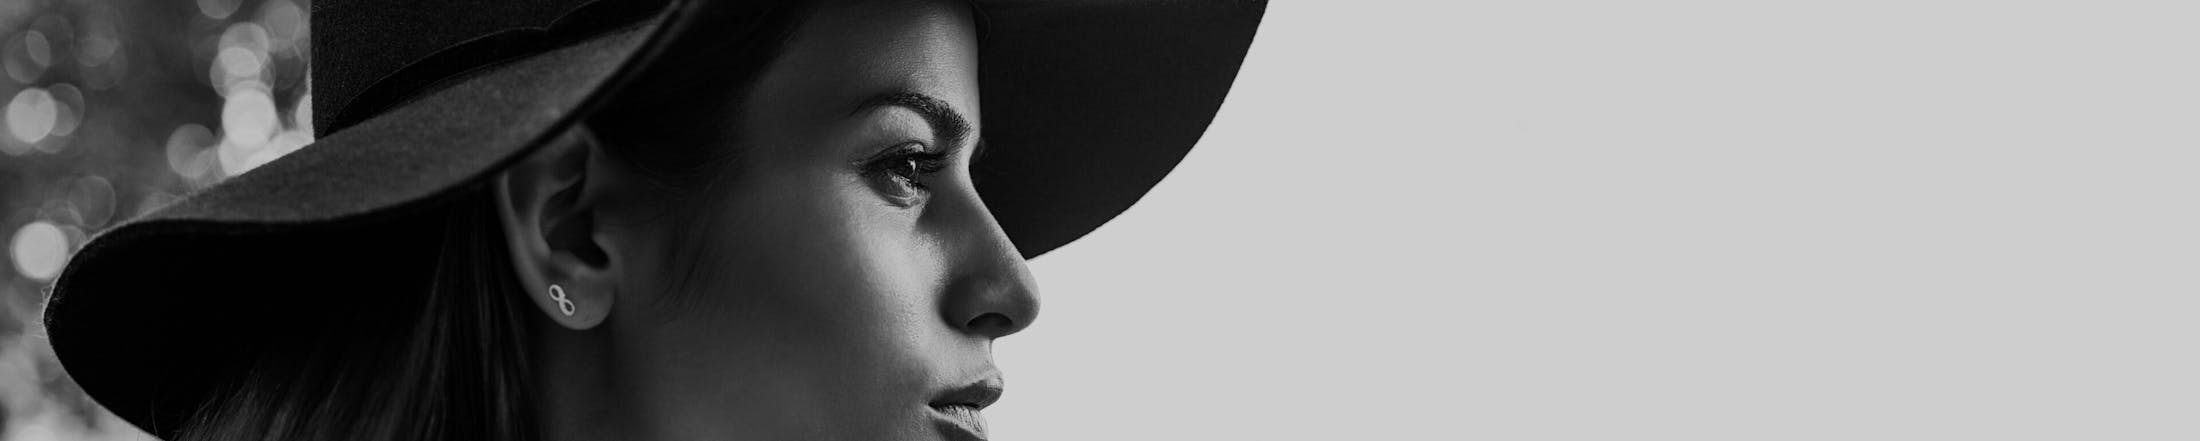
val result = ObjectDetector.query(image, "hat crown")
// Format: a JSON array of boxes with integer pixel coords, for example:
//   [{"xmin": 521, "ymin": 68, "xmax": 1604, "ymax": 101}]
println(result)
[{"xmin": 309, "ymin": 0, "xmax": 665, "ymax": 136}]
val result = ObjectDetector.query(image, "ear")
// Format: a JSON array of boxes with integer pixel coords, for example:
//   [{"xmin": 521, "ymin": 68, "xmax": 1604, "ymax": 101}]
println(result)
[{"xmin": 494, "ymin": 126, "xmax": 622, "ymax": 330}]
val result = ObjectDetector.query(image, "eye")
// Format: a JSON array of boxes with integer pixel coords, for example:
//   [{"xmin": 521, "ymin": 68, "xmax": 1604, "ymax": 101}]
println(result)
[{"xmin": 862, "ymin": 143, "xmax": 951, "ymax": 207}]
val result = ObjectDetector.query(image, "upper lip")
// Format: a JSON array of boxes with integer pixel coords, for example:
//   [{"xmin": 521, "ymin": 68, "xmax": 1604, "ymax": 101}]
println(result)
[{"xmin": 930, "ymin": 374, "xmax": 1004, "ymax": 410}]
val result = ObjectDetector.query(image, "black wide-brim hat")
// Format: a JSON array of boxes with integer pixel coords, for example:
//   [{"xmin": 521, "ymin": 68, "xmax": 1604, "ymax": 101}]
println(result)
[{"xmin": 43, "ymin": 0, "xmax": 1262, "ymax": 436}]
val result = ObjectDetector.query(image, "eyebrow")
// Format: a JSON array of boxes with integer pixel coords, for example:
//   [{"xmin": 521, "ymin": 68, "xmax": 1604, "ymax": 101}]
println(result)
[{"xmin": 851, "ymin": 92, "xmax": 975, "ymax": 153}]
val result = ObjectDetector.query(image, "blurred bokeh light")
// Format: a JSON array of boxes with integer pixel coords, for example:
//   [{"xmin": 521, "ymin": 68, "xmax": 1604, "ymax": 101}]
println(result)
[
  {"xmin": 7, "ymin": 221, "xmax": 62, "ymax": 281},
  {"xmin": 0, "ymin": 0, "xmax": 315, "ymax": 438}
]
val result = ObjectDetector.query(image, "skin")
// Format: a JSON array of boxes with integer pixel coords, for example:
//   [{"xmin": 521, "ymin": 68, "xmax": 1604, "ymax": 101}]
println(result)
[{"xmin": 492, "ymin": 1, "xmax": 1040, "ymax": 440}]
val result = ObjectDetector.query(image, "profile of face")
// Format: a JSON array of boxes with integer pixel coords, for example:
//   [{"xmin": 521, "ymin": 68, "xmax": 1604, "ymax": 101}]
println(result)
[{"xmin": 492, "ymin": 1, "xmax": 1039, "ymax": 440}]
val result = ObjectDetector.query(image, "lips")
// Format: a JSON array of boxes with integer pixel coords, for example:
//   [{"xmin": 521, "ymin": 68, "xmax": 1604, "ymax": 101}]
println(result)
[{"xmin": 929, "ymin": 376, "xmax": 1002, "ymax": 441}]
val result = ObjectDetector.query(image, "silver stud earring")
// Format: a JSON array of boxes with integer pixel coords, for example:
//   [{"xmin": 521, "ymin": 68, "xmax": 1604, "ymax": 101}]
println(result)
[{"xmin": 547, "ymin": 284, "xmax": 575, "ymax": 316}]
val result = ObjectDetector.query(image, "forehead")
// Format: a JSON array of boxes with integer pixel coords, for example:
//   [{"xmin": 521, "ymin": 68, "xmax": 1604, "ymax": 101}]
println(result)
[{"xmin": 744, "ymin": 0, "xmax": 980, "ymax": 131}]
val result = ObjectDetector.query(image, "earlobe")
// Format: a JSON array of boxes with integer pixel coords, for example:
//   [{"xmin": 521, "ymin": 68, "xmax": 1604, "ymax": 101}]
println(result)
[
  {"xmin": 492, "ymin": 127, "xmax": 619, "ymax": 330},
  {"xmin": 536, "ymin": 282, "xmax": 608, "ymax": 329}
]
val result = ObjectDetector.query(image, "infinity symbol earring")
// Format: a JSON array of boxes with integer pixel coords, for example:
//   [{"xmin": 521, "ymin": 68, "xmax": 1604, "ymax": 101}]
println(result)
[{"xmin": 547, "ymin": 284, "xmax": 576, "ymax": 316}]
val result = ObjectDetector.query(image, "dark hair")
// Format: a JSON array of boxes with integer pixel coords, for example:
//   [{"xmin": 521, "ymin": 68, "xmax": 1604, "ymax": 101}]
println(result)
[
  {"xmin": 588, "ymin": 1, "xmax": 814, "ymax": 190},
  {"xmin": 172, "ymin": 3, "xmax": 815, "ymax": 440},
  {"xmin": 174, "ymin": 189, "xmax": 541, "ymax": 441},
  {"xmin": 579, "ymin": 0, "xmax": 817, "ymax": 310}
]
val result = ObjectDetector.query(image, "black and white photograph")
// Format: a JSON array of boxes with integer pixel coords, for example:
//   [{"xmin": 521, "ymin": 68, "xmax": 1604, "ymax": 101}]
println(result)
[{"xmin": 0, "ymin": 1, "xmax": 2191, "ymax": 440}]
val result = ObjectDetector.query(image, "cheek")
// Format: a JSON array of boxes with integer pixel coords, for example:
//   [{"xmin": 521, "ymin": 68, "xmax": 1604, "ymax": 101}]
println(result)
[
  {"xmin": 721, "ymin": 171, "xmax": 936, "ymax": 339},
  {"xmin": 631, "ymin": 169, "xmax": 950, "ymax": 435}
]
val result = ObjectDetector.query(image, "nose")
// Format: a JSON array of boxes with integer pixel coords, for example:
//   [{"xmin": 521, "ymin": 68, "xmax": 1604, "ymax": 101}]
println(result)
[
  {"xmin": 939, "ymin": 193, "xmax": 1041, "ymax": 339},
  {"xmin": 943, "ymin": 266, "xmax": 1038, "ymax": 339}
]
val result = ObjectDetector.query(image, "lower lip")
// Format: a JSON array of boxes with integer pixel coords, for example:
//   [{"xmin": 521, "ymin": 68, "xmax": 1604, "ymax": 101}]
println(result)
[{"xmin": 930, "ymin": 405, "xmax": 988, "ymax": 441}]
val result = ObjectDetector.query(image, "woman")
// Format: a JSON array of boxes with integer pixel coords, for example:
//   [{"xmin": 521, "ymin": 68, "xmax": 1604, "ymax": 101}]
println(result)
[{"xmin": 41, "ymin": 0, "xmax": 1261, "ymax": 440}]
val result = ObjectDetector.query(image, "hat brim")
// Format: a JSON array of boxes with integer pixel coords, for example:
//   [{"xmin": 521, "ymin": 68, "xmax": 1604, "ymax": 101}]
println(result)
[
  {"xmin": 46, "ymin": 0, "xmax": 1263, "ymax": 436},
  {"xmin": 48, "ymin": 15, "xmax": 672, "ymax": 437},
  {"xmin": 973, "ymin": 1, "xmax": 1266, "ymax": 258}
]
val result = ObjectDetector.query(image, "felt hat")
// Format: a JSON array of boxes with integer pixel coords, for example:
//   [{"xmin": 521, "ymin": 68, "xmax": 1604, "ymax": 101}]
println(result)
[{"xmin": 42, "ymin": 0, "xmax": 1264, "ymax": 436}]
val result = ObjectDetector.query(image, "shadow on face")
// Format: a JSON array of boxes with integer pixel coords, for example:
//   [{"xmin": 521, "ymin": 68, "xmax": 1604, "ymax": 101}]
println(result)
[{"xmin": 580, "ymin": 1, "xmax": 1041, "ymax": 440}]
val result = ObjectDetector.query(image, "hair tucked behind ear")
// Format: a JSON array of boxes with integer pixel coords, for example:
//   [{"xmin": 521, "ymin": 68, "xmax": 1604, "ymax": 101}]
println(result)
[
  {"xmin": 583, "ymin": 0, "xmax": 814, "ymax": 309},
  {"xmin": 174, "ymin": 189, "xmax": 542, "ymax": 441}
]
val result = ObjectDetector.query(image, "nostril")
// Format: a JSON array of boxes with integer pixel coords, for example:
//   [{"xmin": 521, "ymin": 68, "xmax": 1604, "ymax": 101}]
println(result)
[
  {"xmin": 941, "ymin": 266, "xmax": 1039, "ymax": 338},
  {"xmin": 965, "ymin": 312, "xmax": 1016, "ymax": 336}
]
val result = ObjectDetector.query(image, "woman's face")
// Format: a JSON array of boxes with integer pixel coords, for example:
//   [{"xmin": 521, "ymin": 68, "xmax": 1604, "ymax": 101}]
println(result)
[{"xmin": 597, "ymin": 1, "xmax": 1038, "ymax": 440}]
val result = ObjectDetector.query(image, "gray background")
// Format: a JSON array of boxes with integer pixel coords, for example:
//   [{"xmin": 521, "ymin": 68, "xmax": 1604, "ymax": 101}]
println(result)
[{"xmin": 1000, "ymin": 1, "xmax": 2197, "ymax": 439}]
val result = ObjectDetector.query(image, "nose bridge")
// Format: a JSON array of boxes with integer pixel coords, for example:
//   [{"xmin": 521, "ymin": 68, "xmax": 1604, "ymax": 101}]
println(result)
[{"xmin": 937, "ymin": 186, "xmax": 1041, "ymax": 339}]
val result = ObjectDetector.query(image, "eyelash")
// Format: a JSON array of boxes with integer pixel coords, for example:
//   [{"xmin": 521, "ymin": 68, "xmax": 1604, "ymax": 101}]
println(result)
[{"xmin": 862, "ymin": 143, "xmax": 951, "ymax": 201}]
